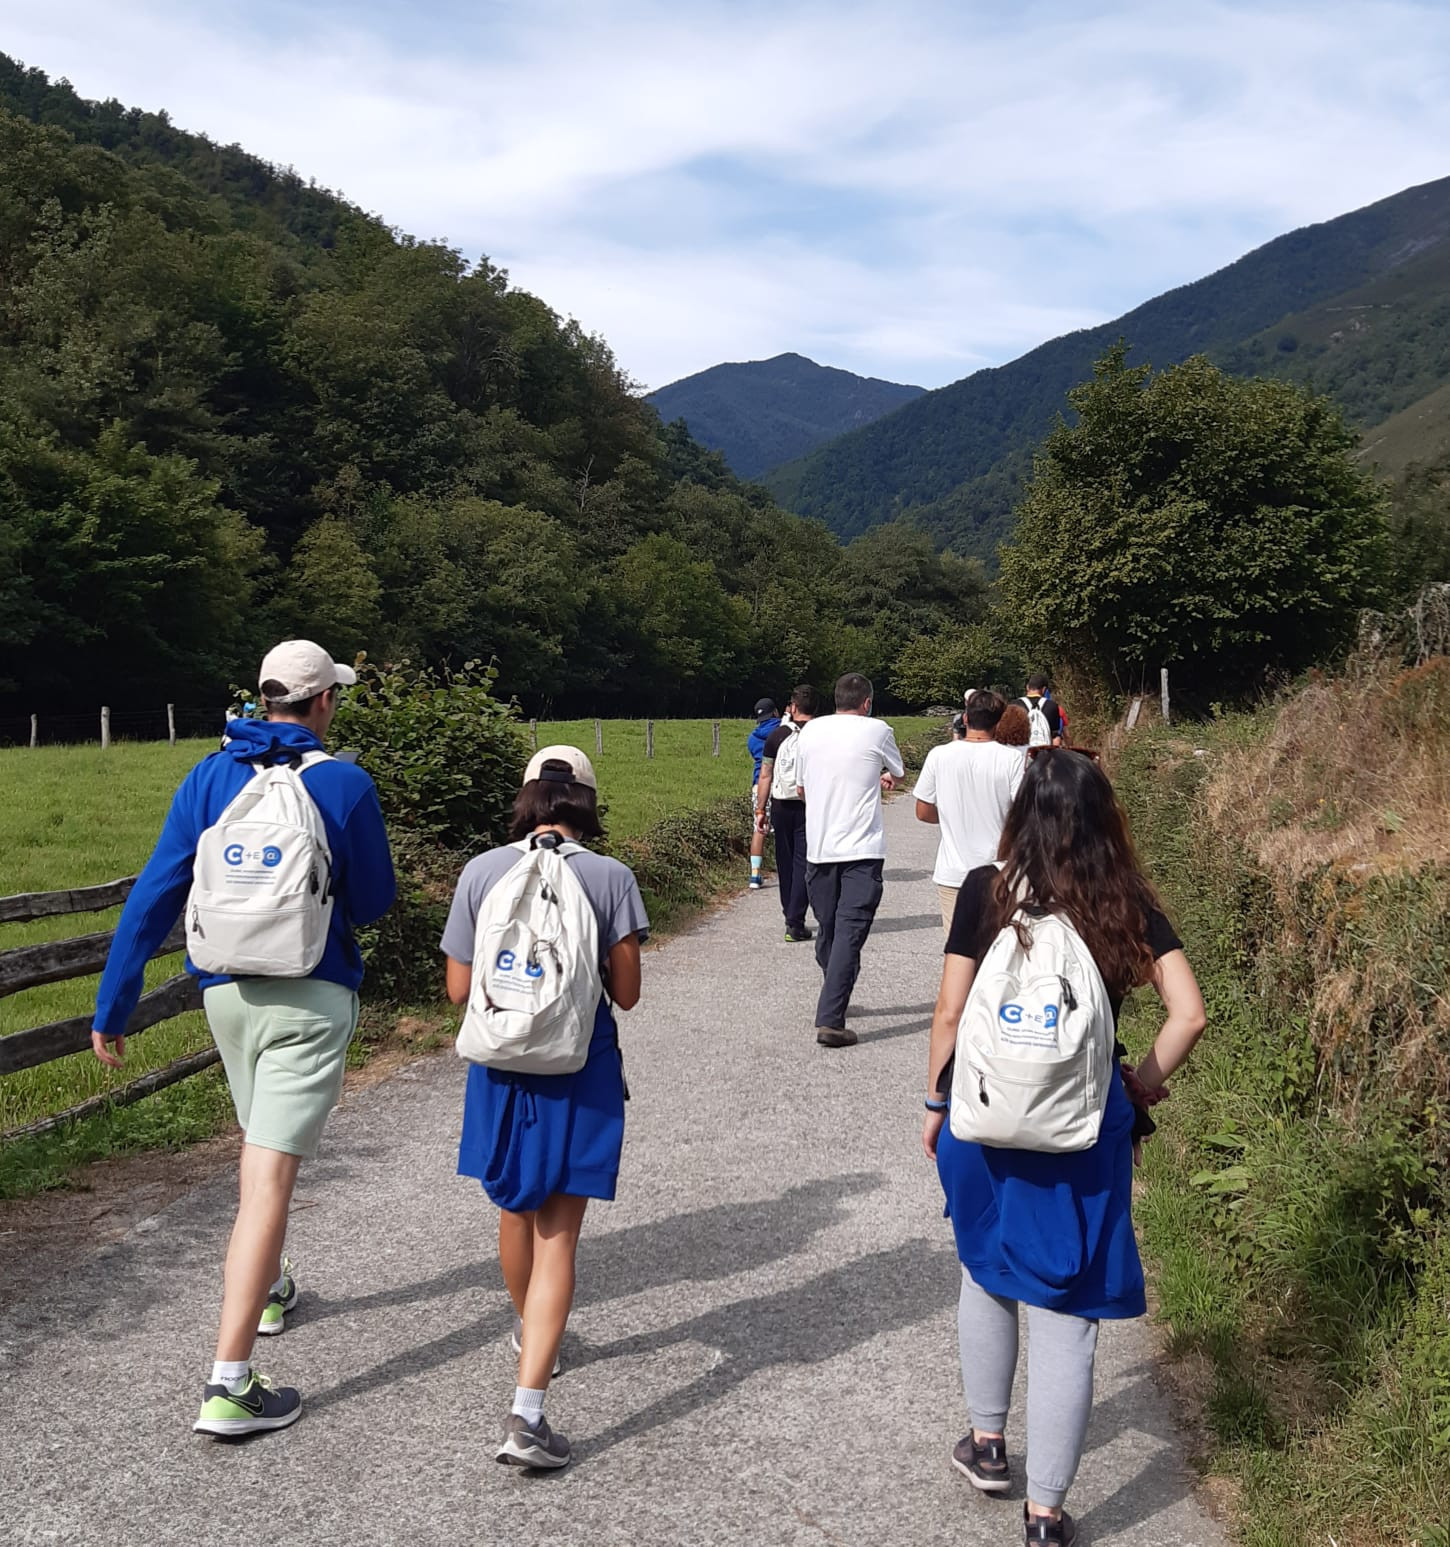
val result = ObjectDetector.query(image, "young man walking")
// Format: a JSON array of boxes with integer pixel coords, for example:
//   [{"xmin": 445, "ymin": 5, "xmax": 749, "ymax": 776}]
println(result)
[
  {"xmin": 915, "ymin": 690, "xmax": 1026, "ymax": 934},
  {"xmin": 746, "ymin": 697, "xmax": 782, "ymax": 890},
  {"xmin": 91, "ymin": 640, "xmax": 395, "ymax": 1437},
  {"xmin": 1017, "ymin": 673, "xmax": 1065, "ymax": 748},
  {"xmin": 755, "ymin": 684, "xmax": 817, "ymax": 943},
  {"xmin": 795, "ymin": 673, "xmax": 904, "ymax": 1047}
]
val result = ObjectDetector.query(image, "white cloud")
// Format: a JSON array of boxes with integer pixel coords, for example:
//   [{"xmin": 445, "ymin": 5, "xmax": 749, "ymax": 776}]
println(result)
[{"xmin": 3, "ymin": 0, "xmax": 1448, "ymax": 387}]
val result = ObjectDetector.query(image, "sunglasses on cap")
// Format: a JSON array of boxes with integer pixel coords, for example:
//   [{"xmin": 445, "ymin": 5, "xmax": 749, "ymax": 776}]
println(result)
[{"xmin": 1026, "ymin": 744, "xmax": 1101, "ymax": 763}]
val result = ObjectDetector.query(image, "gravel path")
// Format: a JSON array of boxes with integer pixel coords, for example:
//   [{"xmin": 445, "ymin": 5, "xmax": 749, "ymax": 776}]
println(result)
[{"xmin": 3, "ymin": 800, "xmax": 1226, "ymax": 1547}]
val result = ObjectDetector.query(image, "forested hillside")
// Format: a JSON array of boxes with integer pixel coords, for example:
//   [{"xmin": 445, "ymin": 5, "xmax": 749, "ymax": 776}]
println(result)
[
  {"xmin": 645, "ymin": 353, "xmax": 923, "ymax": 480},
  {"xmin": 0, "ymin": 59, "xmax": 985, "ymax": 720},
  {"xmin": 766, "ymin": 175, "xmax": 1450, "ymax": 558}
]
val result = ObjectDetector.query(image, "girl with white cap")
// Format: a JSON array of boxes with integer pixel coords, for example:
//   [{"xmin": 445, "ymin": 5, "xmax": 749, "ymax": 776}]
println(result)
[{"xmin": 441, "ymin": 745, "xmax": 649, "ymax": 1471}]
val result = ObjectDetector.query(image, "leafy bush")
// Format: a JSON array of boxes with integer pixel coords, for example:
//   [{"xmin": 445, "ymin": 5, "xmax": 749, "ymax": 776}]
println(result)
[{"xmin": 332, "ymin": 658, "xmax": 527, "ymax": 852}]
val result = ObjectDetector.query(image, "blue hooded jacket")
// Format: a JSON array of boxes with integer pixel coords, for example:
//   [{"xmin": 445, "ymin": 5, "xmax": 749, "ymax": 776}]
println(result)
[
  {"xmin": 93, "ymin": 720, "xmax": 396, "ymax": 1037},
  {"xmin": 747, "ymin": 716, "xmax": 781, "ymax": 783}
]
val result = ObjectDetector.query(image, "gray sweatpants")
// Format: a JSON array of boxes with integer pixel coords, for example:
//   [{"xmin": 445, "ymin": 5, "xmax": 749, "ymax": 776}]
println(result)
[{"xmin": 957, "ymin": 1267, "xmax": 1099, "ymax": 1509}]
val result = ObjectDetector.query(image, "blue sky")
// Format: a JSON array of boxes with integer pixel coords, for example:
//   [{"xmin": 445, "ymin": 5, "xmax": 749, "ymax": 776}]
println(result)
[{"xmin": 6, "ymin": 0, "xmax": 1450, "ymax": 390}]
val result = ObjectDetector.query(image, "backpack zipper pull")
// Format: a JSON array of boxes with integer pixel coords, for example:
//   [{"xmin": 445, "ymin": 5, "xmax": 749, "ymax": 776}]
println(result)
[
  {"xmin": 978, "ymin": 1070, "xmax": 989, "ymax": 1107},
  {"xmin": 191, "ymin": 904, "xmax": 205, "ymax": 939}
]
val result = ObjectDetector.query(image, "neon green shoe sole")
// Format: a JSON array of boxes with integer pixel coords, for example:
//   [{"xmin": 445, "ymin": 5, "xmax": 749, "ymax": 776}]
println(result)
[
  {"xmin": 193, "ymin": 1372, "xmax": 302, "ymax": 1436},
  {"xmin": 257, "ymin": 1272, "xmax": 299, "ymax": 1336}
]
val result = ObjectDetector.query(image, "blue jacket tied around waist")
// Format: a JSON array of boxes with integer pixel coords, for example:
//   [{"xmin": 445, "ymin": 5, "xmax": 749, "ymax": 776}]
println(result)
[{"xmin": 93, "ymin": 720, "xmax": 396, "ymax": 1037}]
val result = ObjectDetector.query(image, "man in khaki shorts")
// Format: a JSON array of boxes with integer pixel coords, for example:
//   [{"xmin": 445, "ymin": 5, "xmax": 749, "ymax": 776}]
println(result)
[{"xmin": 92, "ymin": 641, "xmax": 395, "ymax": 1436}]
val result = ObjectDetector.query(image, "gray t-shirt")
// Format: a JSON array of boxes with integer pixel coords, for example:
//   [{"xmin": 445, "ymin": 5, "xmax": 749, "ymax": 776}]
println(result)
[{"xmin": 441, "ymin": 843, "xmax": 651, "ymax": 965}]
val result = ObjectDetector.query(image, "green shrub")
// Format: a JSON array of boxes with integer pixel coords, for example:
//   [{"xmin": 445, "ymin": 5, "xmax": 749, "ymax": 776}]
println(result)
[{"xmin": 332, "ymin": 657, "xmax": 528, "ymax": 852}]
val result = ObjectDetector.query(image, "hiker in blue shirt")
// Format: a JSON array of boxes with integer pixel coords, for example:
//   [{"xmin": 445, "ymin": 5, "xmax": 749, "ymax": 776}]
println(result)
[
  {"xmin": 92, "ymin": 640, "xmax": 395, "ymax": 1439},
  {"xmin": 746, "ymin": 696, "xmax": 781, "ymax": 890}
]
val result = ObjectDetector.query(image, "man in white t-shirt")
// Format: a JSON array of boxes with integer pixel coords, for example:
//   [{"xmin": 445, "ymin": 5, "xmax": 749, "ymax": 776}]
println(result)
[
  {"xmin": 914, "ymin": 689, "xmax": 1026, "ymax": 934},
  {"xmin": 795, "ymin": 672, "xmax": 905, "ymax": 1048}
]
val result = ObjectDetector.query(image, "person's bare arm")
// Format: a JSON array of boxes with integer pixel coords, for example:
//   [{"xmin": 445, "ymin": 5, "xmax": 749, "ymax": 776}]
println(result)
[
  {"xmin": 606, "ymin": 933, "xmax": 642, "ymax": 1010},
  {"xmin": 1129, "ymin": 950, "xmax": 1206, "ymax": 1090},
  {"xmin": 755, "ymin": 760, "xmax": 774, "ymax": 831},
  {"xmin": 915, "ymin": 799, "xmax": 940, "ymax": 825},
  {"xmin": 445, "ymin": 957, "xmax": 471, "ymax": 1005},
  {"xmin": 923, "ymin": 953, "xmax": 977, "ymax": 1158}
]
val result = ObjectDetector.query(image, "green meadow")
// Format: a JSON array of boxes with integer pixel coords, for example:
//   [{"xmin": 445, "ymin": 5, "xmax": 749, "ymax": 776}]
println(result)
[{"xmin": 0, "ymin": 717, "xmax": 929, "ymax": 1186}]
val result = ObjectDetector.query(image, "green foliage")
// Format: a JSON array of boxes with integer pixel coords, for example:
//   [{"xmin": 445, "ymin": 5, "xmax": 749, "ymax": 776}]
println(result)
[
  {"xmin": 890, "ymin": 624, "xmax": 1020, "ymax": 709},
  {"xmin": 998, "ymin": 347, "xmax": 1391, "ymax": 698},
  {"xmin": 1387, "ymin": 447, "xmax": 1450, "ymax": 595},
  {"xmin": 1114, "ymin": 717, "xmax": 1450, "ymax": 1542},
  {"xmin": 0, "ymin": 63, "xmax": 995, "ymax": 719},
  {"xmin": 331, "ymin": 658, "xmax": 527, "ymax": 852},
  {"xmin": 646, "ymin": 352, "xmax": 924, "ymax": 481}
]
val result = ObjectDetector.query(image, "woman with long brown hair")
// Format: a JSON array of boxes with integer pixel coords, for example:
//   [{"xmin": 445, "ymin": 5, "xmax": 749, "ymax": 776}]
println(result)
[{"xmin": 922, "ymin": 747, "xmax": 1205, "ymax": 1546}]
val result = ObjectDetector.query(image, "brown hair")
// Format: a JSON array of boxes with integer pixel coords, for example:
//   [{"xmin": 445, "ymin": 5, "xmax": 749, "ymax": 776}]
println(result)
[
  {"xmin": 509, "ymin": 760, "xmax": 605, "ymax": 841},
  {"xmin": 989, "ymin": 748, "xmax": 1163, "ymax": 997},
  {"xmin": 994, "ymin": 703, "xmax": 1030, "ymax": 747}
]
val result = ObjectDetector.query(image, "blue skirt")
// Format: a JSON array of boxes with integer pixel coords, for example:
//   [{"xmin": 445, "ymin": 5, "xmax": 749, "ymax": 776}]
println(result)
[
  {"xmin": 458, "ymin": 1000, "xmax": 626, "ymax": 1213},
  {"xmin": 936, "ymin": 1063, "xmax": 1145, "ymax": 1320}
]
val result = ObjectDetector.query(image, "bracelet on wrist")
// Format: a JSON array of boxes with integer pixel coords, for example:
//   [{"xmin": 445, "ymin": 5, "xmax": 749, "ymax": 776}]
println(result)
[{"xmin": 924, "ymin": 1096, "xmax": 948, "ymax": 1112}]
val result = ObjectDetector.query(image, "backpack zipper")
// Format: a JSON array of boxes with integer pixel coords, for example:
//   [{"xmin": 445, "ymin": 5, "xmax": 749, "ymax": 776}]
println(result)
[{"xmin": 191, "ymin": 905, "xmax": 205, "ymax": 938}]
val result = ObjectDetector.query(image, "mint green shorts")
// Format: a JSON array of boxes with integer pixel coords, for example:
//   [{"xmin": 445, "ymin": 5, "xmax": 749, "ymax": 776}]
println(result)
[{"xmin": 203, "ymin": 979, "xmax": 359, "ymax": 1159}]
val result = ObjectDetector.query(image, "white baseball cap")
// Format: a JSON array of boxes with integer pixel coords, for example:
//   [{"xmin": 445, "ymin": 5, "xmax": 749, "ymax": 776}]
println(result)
[
  {"xmin": 523, "ymin": 744, "xmax": 598, "ymax": 790},
  {"xmin": 257, "ymin": 640, "xmax": 358, "ymax": 705}
]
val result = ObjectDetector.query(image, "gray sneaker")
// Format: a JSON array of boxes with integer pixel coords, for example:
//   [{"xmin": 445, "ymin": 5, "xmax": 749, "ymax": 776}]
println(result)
[
  {"xmin": 816, "ymin": 1026, "xmax": 857, "ymax": 1048},
  {"xmin": 510, "ymin": 1315, "xmax": 563, "ymax": 1377},
  {"xmin": 496, "ymin": 1411, "xmax": 571, "ymax": 1470}
]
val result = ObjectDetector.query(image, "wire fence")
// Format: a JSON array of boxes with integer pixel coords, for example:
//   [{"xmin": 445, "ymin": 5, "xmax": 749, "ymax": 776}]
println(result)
[{"xmin": 0, "ymin": 706, "xmax": 229, "ymax": 749}]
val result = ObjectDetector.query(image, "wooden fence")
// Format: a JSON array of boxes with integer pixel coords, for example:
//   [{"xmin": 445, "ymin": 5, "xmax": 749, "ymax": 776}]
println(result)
[{"xmin": 0, "ymin": 877, "xmax": 210, "ymax": 1143}]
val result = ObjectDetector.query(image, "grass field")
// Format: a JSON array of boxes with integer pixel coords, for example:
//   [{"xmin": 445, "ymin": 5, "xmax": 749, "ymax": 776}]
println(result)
[{"xmin": 0, "ymin": 717, "xmax": 931, "ymax": 1185}]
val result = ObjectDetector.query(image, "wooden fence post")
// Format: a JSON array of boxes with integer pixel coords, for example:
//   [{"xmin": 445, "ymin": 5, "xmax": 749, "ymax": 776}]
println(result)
[
  {"xmin": 712, "ymin": 720, "xmax": 720, "ymax": 756},
  {"xmin": 529, "ymin": 718, "xmax": 538, "ymax": 749},
  {"xmin": 1160, "ymin": 668, "xmax": 1171, "ymax": 726},
  {"xmin": 1125, "ymin": 696, "xmax": 1143, "ymax": 731},
  {"xmin": 100, "ymin": 706, "xmax": 111, "ymax": 749},
  {"xmin": 29, "ymin": 713, "xmax": 37, "ymax": 748},
  {"xmin": 166, "ymin": 703, "xmax": 176, "ymax": 747},
  {"xmin": 594, "ymin": 719, "xmax": 603, "ymax": 756},
  {"xmin": 646, "ymin": 719, "xmax": 654, "ymax": 759}
]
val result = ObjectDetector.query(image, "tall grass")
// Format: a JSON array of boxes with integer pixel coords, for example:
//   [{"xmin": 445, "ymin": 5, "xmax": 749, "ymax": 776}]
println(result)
[{"xmin": 1116, "ymin": 661, "xmax": 1450, "ymax": 1545}]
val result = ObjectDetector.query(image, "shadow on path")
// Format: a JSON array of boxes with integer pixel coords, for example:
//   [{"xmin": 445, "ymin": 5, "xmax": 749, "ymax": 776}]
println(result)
[
  {"xmin": 304, "ymin": 1174, "xmax": 887, "ymax": 1414},
  {"xmin": 570, "ymin": 1237, "xmax": 957, "ymax": 1461}
]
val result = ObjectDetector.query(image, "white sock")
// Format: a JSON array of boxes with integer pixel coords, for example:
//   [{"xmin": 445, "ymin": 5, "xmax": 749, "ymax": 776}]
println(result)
[
  {"xmin": 511, "ymin": 1386, "xmax": 547, "ymax": 1425},
  {"xmin": 210, "ymin": 1360, "xmax": 251, "ymax": 1393},
  {"xmin": 271, "ymin": 1266, "xmax": 289, "ymax": 1296}
]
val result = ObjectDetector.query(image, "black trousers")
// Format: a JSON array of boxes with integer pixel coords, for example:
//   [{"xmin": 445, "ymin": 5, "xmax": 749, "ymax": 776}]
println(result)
[
  {"xmin": 771, "ymin": 798, "xmax": 809, "ymax": 933},
  {"xmin": 805, "ymin": 858, "xmax": 885, "ymax": 1030}
]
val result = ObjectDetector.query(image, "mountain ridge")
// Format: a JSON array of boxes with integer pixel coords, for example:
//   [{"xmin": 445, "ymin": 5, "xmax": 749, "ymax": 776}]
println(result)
[
  {"xmin": 646, "ymin": 351, "xmax": 924, "ymax": 480},
  {"xmin": 763, "ymin": 175, "xmax": 1450, "ymax": 557}
]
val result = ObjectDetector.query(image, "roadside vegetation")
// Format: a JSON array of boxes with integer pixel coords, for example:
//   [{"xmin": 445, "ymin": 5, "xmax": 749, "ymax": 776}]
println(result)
[{"xmin": 1116, "ymin": 645, "xmax": 1450, "ymax": 1546}]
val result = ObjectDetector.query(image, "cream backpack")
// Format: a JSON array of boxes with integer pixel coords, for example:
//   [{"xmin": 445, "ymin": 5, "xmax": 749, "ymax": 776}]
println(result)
[
  {"xmin": 455, "ymin": 837, "xmax": 602, "ymax": 1075},
  {"xmin": 186, "ymin": 752, "xmax": 334, "ymax": 977},
  {"xmin": 949, "ymin": 896, "xmax": 1114, "ymax": 1153}
]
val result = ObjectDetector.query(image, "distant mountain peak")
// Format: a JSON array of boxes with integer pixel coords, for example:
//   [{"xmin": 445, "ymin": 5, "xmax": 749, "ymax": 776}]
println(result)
[{"xmin": 646, "ymin": 356, "xmax": 924, "ymax": 481}]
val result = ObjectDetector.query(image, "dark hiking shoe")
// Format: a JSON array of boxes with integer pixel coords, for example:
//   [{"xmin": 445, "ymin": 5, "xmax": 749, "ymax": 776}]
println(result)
[
  {"xmin": 510, "ymin": 1314, "xmax": 563, "ymax": 1377},
  {"xmin": 784, "ymin": 926, "xmax": 815, "ymax": 943},
  {"xmin": 952, "ymin": 1431, "xmax": 1012, "ymax": 1493},
  {"xmin": 815, "ymin": 1026, "xmax": 857, "ymax": 1047},
  {"xmin": 1023, "ymin": 1505, "xmax": 1077, "ymax": 1545},
  {"xmin": 193, "ymin": 1371, "xmax": 302, "ymax": 1436},
  {"xmin": 496, "ymin": 1411, "xmax": 571, "ymax": 1470}
]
